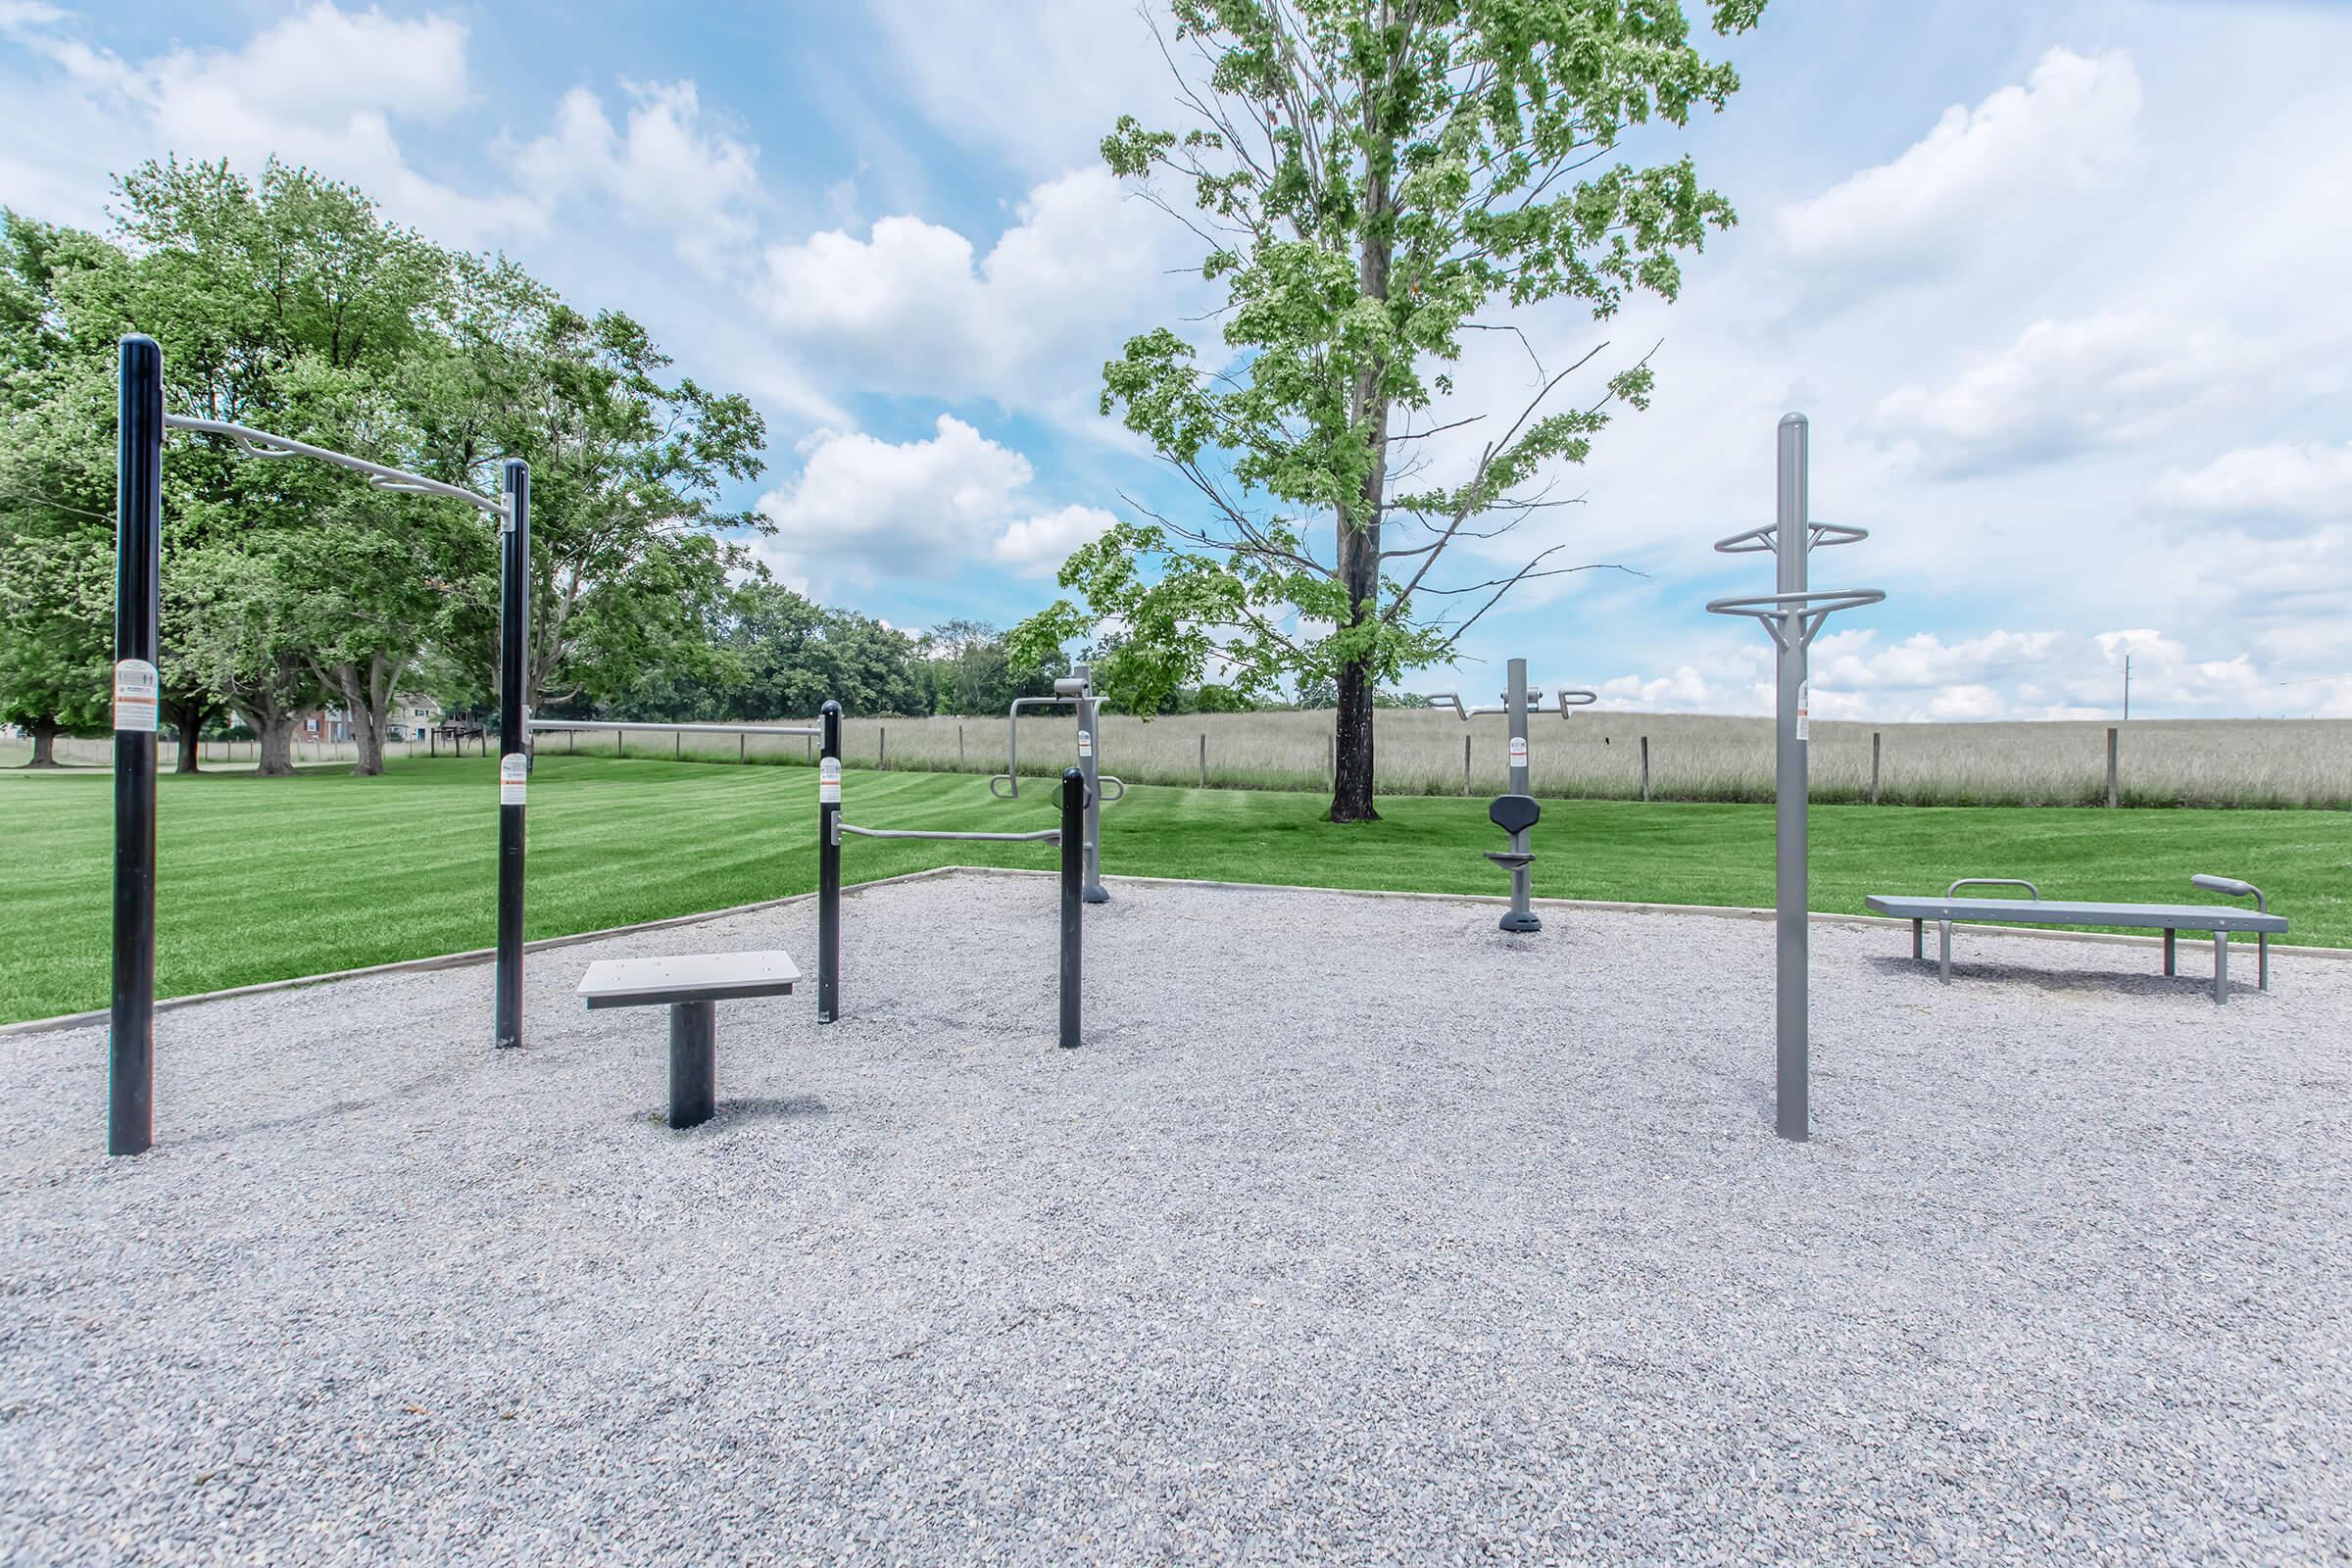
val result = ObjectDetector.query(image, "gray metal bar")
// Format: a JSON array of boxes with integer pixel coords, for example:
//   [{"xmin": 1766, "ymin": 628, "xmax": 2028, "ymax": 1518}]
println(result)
[
  {"xmin": 1946, "ymin": 877, "xmax": 2040, "ymax": 900},
  {"xmin": 162, "ymin": 415, "xmax": 503, "ymax": 516},
  {"xmin": 1912, "ymin": 919, "xmax": 1923, "ymax": 961},
  {"xmin": 1076, "ymin": 663, "xmax": 1106, "ymax": 905},
  {"xmin": 667, "ymin": 1001, "xmax": 716, "ymax": 1129},
  {"xmin": 2164, "ymin": 929, "xmax": 2176, "ymax": 976},
  {"xmin": 1500, "ymin": 658, "xmax": 1539, "ymax": 933},
  {"xmin": 529, "ymin": 719, "xmax": 818, "ymax": 738},
  {"xmin": 836, "ymin": 823, "xmax": 1060, "ymax": 844},
  {"xmin": 1939, "ymin": 918, "xmax": 1952, "ymax": 985},
  {"xmin": 2214, "ymin": 932, "xmax": 2228, "ymax": 1004}
]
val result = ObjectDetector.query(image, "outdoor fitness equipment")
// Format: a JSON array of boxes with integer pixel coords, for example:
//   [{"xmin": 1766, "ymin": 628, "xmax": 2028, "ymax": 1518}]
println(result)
[
  {"xmin": 990, "ymin": 662, "xmax": 1122, "ymax": 904},
  {"xmin": 1427, "ymin": 658, "xmax": 1597, "ymax": 932},
  {"xmin": 817, "ymin": 702, "xmax": 1088, "ymax": 1049},
  {"xmin": 1705, "ymin": 413, "xmax": 1886, "ymax": 1143},
  {"xmin": 107, "ymin": 335, "xmax": 528, "ymax": 1157}
]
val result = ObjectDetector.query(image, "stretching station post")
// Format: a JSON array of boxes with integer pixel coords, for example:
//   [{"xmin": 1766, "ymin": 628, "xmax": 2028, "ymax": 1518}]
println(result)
[
  {"xmin": 1427, "ymin": 657, "xmax": 1596, "ymax": 932},
  {"xmin": 819, "ymin": 701, "xmax": 1087, "ymax": 1049},
  {"xmin": 1706, "ymin": 414, "xmax": 1886, "ymax": 1142}
]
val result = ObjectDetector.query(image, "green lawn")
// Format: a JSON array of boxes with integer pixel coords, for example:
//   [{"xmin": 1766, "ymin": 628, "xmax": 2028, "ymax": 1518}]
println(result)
[{"xmin": 3, "ymin": 754, "xmax": 2344, "ymax": 1025}]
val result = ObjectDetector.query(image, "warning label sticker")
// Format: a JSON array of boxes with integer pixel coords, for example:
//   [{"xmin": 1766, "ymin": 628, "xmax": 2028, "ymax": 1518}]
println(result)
[
  {"xmin": 500, "ymin": 754, "xmax": 527, "ymax": 806},
  {"xmin": 1508, "ymin": 735, "xmax": 1528, "ymax": 765},
  {"xmin": 1796, "ymin": 679, "xmax": 1811, "ymax": 743},
  {"xmin": 1077, "ymin": 729, "xmax": 1094, "ymax": 759},
  {"xmin": 113, "ymin": 659, "xmax": 160, "ymax": 734},
  {"xmin": 818, "ymin": 757, "xmax": 842, "ymax": 804}
]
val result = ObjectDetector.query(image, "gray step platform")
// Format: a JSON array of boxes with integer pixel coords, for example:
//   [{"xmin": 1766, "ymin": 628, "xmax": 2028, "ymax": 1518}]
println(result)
[
  {"xmin": 1864, "ymin": 896, "xmax": 2285, "ymax": 1004},
  {"xmin": 577, "ymin": 951, "xmax": 800, "ymax": 1127}
]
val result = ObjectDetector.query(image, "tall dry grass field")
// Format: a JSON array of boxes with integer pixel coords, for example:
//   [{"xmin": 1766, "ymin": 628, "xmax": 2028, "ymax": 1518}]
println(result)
[{"xmin": 554, "ymin": 711, "xmax": 2352, "ymax": 809}]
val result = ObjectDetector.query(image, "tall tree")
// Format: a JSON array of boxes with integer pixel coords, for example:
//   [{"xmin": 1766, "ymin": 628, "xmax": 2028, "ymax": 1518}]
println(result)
[{"xmin": 1015, "ymin": 0, "xmax": 1759, "ymax": 819}]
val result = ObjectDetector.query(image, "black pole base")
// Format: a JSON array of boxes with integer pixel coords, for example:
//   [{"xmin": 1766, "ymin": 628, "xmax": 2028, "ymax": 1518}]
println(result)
[
  {"xmin": 1082, "ymin": 886, "xmax": 1110, "ymax": 906},
  {"xmin": 667, "ymin": 1001, "xmax": 716, "ymax": 1129},
  {"xmin": 1498, "ymin": 911, "xmax": 1542, "ymax": 933}
]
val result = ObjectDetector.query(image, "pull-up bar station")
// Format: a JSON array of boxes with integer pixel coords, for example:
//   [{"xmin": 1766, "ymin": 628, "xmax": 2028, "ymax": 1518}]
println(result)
[
  {"xmin": 106, "ymin": 334, "xmax": 528, "ymax": 1156},
  {"xmin": 1427, "ymin": 660, "xmax": 1597, "ymax": 932},
  {"xmin": 1706, "ymin": 413, "xmax": 1886, "ymax": 1142},
  {"xmin": 990, "ymin": 662, "xmax": 1123, "ymax": 904},
  {"xmin": 818, "ymin": 702, "xmax": 1087, "ymax": 1050}
]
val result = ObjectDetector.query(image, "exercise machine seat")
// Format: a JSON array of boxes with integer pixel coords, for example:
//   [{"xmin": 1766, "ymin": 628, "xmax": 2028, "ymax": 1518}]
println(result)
[{"xmin": 1489, "ymin": 794, "xmax": 1540, "ymax": 837}]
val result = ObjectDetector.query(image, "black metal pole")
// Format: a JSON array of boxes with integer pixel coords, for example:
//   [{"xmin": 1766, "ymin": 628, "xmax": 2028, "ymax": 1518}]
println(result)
[
  {"xmin": 817, "ymin": 700, "xmax": 843, "ymax": 1022},
  {"xmin": 1059, "ymin": 766, "xmax": 1085, "ymax": 1050},
  {"xmin": 109, "ymin": 334, "xmax": 163, "ymax": 1156},
  {"xmin": 493, "ymin": 460, "xmax": 529, "ymax": 1049}
]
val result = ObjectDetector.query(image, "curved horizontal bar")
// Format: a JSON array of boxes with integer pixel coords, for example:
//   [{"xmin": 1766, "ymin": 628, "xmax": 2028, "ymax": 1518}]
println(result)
[
  {"xmin": 1704, "ymin": 588, "xmax": 1886, "ymax": 619},
  {"xmin": 1947, "ymin": 877, "xmax": 2041, "ymax": 900},
  {"xmin": 2190, "ymin": 873, "xmax": 2266, "ymax": 912},
  {"xmin": 836, "ymin": 823, "xmax": 1059, "ymax": 844},
  {"xmin": 1809, "ymin": 522, "xmax": 1870, "ymax": 548},
  {"xmin": 1098, "ymin": 775, "xmax": 1125, "ymax": 803},
  {"xmin": 1554, "ymin": 689, "xmax": 1598, "ymax": 714},
  {"xmin": 1712, "ymin": 525, "xmax": 1776, "ymax": 555},
  {"xmin": 163, "ymin": 415, "xmax": 504, "ymax": 516},
  {"xmin": 528, "ymin": 719, "xmax": 819, "ymax": 737}
]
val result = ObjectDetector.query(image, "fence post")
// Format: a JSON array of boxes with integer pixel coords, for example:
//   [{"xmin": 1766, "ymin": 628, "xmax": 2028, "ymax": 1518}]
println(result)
[
  {"xmin": 1200, "ymin": 732, "xmax": 1207, "ymax": 789},
  {"xmin": 1641, "ymin": 735, "xmax": 1651, "ymax": 802},
  {"xmin": 674, "ymin": 731, "xmax": 680, "ymax": 760},
  {"xmin": 2106, "ymin": 726, "xmax": 2119, "ymax": 808},
  {"xmin": 879, "ymin": 726, "xmax": 887, "ymax": 771},
  {"xmin": 1462, "ymin": 733, "xmax": 1471, "ymax": 797},
  {"xmin": 739, "ymin": 734, "xmax": 746, "ymax": 763},
  {"xmin": 615, "ymin": 727, "xmax": 622, "ymax": 758},
  {"xmin": 958, "ymin": 724, "xmax": 965, "ymax": 766},
  {"xmin": 1871, "ymin": 731, "xmax": 1882, "ymax": 806},
  {"xmin": 1326, "ymin": 732, "xmax": 1334, "ymax": 782}
]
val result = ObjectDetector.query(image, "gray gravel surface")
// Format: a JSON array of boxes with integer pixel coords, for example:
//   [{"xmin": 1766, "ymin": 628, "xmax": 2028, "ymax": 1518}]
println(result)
[{"xmin": 4, "ymin": 871, "xmax": 2348, "ymax": 1566}]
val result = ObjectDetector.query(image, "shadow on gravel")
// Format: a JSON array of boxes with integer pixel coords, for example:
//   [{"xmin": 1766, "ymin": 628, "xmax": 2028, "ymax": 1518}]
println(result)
[
  {"xmin": 171, "ymin": 1065, "xmax": 466, "ymax": 1149},
  {"xmin": 1858, "ymin": 952, "xmax": 2247, "ymax": 1002},
  {"xmin": 636, "ymin": 1096, "xmax": 831, "ymax": 1137}
]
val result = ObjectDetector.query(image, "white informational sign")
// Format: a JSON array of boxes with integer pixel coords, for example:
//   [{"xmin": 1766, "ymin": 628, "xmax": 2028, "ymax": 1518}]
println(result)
[
  {"xmin": 113, "ymin": 659, "xmax": 160, "ymax": 734},
  {"xmin": 1508, "ymin": 735, "xmax": 1528, "ymax": 766},
  {"xmin": 818, "ymin": 757, "xmax": 842, "ymax": 804},
  {"xmin": 1077, "ymin": 729, "xmax": 1094, "ymax": 759},
  {"xmin": 1796, "ymin": 679, "xmax": 1810, "ymax": 743},
  {"xmin": 499, "ymin": 754, "xmax": 527, "ymax": 806}
]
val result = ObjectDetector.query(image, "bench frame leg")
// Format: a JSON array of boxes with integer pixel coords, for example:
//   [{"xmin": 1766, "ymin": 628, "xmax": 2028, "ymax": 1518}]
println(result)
[
  {"xmin": 1912, "ymin": 918, "xmax": 1923, "ymax": 962},
  {"xmin": 667, "ymin": 1001, "xmax": 717, "ymax": 1128},
  {"xmin": 2163, "ymin": 928, "xmax": 2175, "ymax": 976},
  {"xmin": 1938, "ymin": 918, "xmax": 1952, "ymax": 985},
  {"xmin": 2212, "ymin": 932, "xmax": 2228, "ymax": 1006},
  {"xmin": 2258, "ymin": 933, "xmax": 2270, "ymax": 993}
]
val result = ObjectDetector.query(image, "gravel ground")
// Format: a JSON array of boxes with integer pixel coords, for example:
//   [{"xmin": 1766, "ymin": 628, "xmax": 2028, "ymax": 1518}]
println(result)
[{"xmin": 4, "ymin": 870, "xmax": 2348, "ymax": 1567}]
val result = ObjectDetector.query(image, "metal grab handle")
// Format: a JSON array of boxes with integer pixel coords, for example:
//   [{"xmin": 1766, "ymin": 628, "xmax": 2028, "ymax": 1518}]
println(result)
[
  {"xmin": 2190, "ymin": 873, "xmax": 2266, "ymax": 912},
  {"xmin": 1555, "ymin": 689, "xmax": 1597, "ymax": 715},
  {"xmin": 988, "ymin": 773, "xmax": 1021, "ymax": 800},
  {"xmin": 1704, "ymin": 587, "xmax": 1887, "ymax": 653},
  {"xmin": 1712, "ymin": 522, "xmax": 1871, "ymax": 555},
  {"xmin": 1097, "ymin": 775, "xmax": 1125, "ymax": 804},
  {"xmin": 1946, "ymin": 877, "xmax": 2041, "ymax": 900},
  {"xmin": 835, "ymin": 821, "xmax": 1059, "ymax": 845}
]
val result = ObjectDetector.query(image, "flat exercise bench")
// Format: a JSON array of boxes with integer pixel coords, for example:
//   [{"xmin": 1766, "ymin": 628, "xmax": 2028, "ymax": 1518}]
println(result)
[
  {"xmin": 1865, "ymin": 876, "xmax": 2284, "ymax": 1004},
  {"xmin": 576, "ymin": 951, "xmax": 801, "ymax": 1127}
]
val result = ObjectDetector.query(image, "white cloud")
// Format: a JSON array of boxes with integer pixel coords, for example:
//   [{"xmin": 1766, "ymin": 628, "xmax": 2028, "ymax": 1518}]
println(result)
[
  {"xmin": 992, "ymin": 504, "xmax": 1116, "ymax": 575},
  {"xmin": 507, "ymin": 80, "xmax": 760, "ymax": 272},
  {"xmin": 755, "ymin": 416, "xmax": 1108, "ymax": 587},
  {"xmin": 1868, "ymin": 314, "xmax": 2244, "ymax": 474},
  {"xmin": 2148, "ymin": 440, "xmax": 2352, "ymax": 530},
  {"xmin": 1777, "ymin": 46, "xmax": 2140, "ymax": 280},
  {"xmin": 759, "ymin": 165, "xmax": 1204, "ymax": 412}
]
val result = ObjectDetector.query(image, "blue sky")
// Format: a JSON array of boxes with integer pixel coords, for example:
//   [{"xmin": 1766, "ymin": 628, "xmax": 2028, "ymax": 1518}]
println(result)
[{"xmin": 4, "ymin": 0, "xmax": 2347, "ymax": 720}]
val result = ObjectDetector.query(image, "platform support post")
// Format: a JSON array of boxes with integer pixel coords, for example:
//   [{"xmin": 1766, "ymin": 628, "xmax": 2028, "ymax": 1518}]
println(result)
[
  {"xmin": 109, "ymin": 334, "xmax": 163, "ymax": 1157},
  {"xmin": 1059, "ymin": 767, "xmax": 1085, "ymax": 1049},
  {"xmin": 493, "ymin": 460, "xmax": 530, "ymax": 1050},
  {"xmin": 817, "ymin": 701, "xmax": 843, "ymax": 1023},
  {"xmin": 1074, "ymin": 663, "xmax": 1107, "ymax": 904},
  {"xmin": 1498, "ymin": 658, "xmax": 1540, "ymax": 933},
  {"xmin": 668, "ymin": 1002, "xmax": 716, "ymax": 1128}
]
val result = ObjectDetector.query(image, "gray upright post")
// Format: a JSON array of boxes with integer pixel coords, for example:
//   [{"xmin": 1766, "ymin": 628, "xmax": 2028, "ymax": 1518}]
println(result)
[
  {"xmin": 1773, "ymin": 415, "xmax": 1810, "ymax": 1141},
  {"xmin": 817, "ymin": 702, "xmax": 843, "ymax": 1022},
  {"xmin": 493, "ymin": 460, "xmax": 530, "ymax": 1050},
  {"xmin": 1499, "ymin": 658, "xmax": 1540, "ymax": 932},
  {"xmin": 1073, "ymin": 662, "xmax": 1107, "ymax": 903},
  {"xmin": 109, "ymin": 335, "xmax": 164, "ymax": 1156}
]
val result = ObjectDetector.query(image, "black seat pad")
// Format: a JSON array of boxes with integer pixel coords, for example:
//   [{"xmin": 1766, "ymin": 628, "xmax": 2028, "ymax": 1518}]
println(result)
[{"xmin": 1489, "ymin": 794, "xmax": 1540, "ymax": 835}]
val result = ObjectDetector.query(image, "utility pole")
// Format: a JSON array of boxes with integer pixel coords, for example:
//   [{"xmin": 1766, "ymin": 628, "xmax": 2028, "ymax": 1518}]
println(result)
[{"xmin": 2123, "ymin": 654, "xmax": 2131, "ymax": 722}]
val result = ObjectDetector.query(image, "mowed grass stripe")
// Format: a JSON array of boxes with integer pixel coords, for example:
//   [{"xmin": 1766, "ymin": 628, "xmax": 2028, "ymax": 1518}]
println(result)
[{"xmin": 0, "ymin": 755, "xmax": 2343, "ymax": 1024}]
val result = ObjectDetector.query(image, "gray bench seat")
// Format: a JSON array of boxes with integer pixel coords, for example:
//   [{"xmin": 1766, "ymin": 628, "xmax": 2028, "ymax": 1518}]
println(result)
[
  {"xmin": 1865, "ymin": 880, "xmax": 2284, "ymax": 1004},
  {"xmin": 578, "ymin": 951, "xmax": 800, "ymax": 1127}
]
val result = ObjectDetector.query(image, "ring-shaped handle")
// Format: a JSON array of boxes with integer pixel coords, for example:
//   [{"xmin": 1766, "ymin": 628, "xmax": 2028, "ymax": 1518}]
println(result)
[{"xmin": 987, "ymin": 773, "xmax": 1020, "ymax": 800}]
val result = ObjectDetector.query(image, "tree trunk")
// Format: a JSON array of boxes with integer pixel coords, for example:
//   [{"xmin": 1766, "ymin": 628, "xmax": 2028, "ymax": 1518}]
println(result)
[
  {"xmin": 24, "ymin": 715, "xmax": 61, "ymax": 768},
  {"xmin": 330, "ymin": 653, "xmax": 404, "ymax": 777},
  {"xmin": 166, "ymin": 692, "xmax": 218, "ymax": 775},
  {"xmin": 1330, "ymin": 148, "xmax": 1395, "ymax": 824},
  {"xmin": 239, "ymin": 704, "xmax": 298, "ymax": 777}
]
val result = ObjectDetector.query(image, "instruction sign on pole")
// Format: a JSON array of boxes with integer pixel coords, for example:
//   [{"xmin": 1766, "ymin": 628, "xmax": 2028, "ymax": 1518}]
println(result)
[
  {"xmin": 113, "ymin": 659, "xmax": 159, "ymax": 733},
  {"xmin": 818, "ymin": 757, "xmax": 841, "ymax": 804},
  {"xmin": 499, "ymin": 754, "xmax": 527, "ymax": 806},
  {"xmin": 1796, "ymin": 680, "xmax": 1810, "ymax": 743},
  {"xmin": 1508, "ymin": 735, "xmax": 1527, "ymax": 766},
  {"xmin": 1076, "ymin": 729, "xmax": 1093, "ymax": 759}
]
